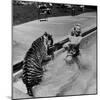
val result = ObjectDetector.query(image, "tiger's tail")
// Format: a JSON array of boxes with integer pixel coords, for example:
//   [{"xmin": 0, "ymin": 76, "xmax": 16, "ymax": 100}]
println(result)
[{"xmin": 26, "ymin": 85, "xmax": 33, "ymax": 96}]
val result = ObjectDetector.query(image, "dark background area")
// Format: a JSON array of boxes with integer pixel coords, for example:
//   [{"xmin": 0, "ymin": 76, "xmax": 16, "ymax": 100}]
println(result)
[{"xmin": 13, "ymin": 0, "xmax": 97, "ymax": 25}]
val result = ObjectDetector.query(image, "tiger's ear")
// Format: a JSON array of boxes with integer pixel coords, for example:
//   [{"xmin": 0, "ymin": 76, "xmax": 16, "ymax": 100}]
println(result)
[
  {"xmin": 44, "ymin": 32, "xmax": 48, "ymax": 36},
  {"xmin": 43, "ymin": 32, "xmax": 47, "ymax": 40},
  {"xmin": 43, "ymin": 32, "xmax": 48, "ymax": 38}
]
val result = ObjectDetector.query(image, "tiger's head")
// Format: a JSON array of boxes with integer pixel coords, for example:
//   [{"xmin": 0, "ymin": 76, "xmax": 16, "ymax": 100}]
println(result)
[{"xmin": 43, "ymin": 32, "xmax": 53, "ymax": 50}]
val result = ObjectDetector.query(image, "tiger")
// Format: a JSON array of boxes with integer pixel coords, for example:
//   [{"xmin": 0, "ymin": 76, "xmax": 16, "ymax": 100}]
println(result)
[{"xmin": 22, "ymin": 32, "xmax": 54, "ymax": 97}]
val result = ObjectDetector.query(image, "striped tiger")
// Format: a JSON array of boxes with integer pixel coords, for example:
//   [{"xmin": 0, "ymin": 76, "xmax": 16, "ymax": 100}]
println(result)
[{"xmin": 22, "ymin": 32, "xmax": 53, "ymax": 96}]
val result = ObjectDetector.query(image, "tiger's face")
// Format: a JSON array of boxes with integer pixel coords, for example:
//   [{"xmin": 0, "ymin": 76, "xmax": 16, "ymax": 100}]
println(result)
[{"xmin": 43, "ymin": 32, "xmax": 53, "ymax": 50}]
